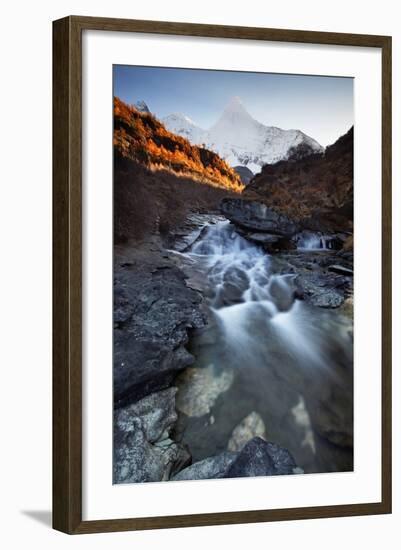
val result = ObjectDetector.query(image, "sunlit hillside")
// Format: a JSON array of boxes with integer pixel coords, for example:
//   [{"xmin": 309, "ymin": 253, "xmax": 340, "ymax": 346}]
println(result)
[{"xmin": 114, "ymin": 97, "xmax": 244, "ymax": 193}]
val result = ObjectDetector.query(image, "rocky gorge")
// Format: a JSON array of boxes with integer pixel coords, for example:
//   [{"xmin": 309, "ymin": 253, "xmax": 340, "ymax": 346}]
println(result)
[{"xmin": 113, "ymin": 197, "xmax": 353, "ymax": 483}]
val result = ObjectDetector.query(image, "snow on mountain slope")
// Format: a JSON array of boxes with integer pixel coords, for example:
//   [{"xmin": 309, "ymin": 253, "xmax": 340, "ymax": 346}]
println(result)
[
  {"xmin": 134, "ymin": 100, "xmax": 151, "ymax": 113},
  {"xmin": 162, "ymin": 97, "xmax": 323, "ymax": 173},
  {"xmin": 162, "ymin": 113, "xmax": 206, "ymax": 145}
]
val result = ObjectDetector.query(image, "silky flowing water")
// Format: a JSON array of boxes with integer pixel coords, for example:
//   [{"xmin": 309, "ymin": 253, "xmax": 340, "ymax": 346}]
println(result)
[{"xmin": 172, "ymin": 217, "xmax": 353, "ymax": 474}]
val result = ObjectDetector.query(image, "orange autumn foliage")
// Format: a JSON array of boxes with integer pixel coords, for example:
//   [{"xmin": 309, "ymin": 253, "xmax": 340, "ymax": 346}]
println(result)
[{"xmin": 114, "ymin": 97, "xmax": 244, "ymax": 193}]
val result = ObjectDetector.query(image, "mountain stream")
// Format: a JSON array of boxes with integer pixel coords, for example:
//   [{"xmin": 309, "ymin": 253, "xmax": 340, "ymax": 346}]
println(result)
[{"xmin": 171, "ymin": 216, "xmax": 353, "ymax": 474}]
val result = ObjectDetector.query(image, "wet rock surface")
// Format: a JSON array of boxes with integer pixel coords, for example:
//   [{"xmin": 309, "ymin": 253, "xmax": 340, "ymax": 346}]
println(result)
[
  {"xmin": 268, "ymin": 274, "xmax": 297, "ymax": 312},
  {"xmin": 172, "ymin": 437, "xmax": 297, "ymax": 481},
  {"xmin": 220, "ymin": 198, "xmax": 299, "ymax": 236},
  {"xmin": 114, "ymin": 240, "xmax": 206, "ymax": 407},
  {"xmin": 220, "ymin": 198, "xmax": 352, "ymax": 258},
  {"xmin": 228, "ymin": 412, "xmax": 267, "ymax": 452},
  {"xmin": 224, "ymin": 437, "xmax": 297, "ymax": 478},
  {"xmin": 176, "ymin": 364, "xmax": 234, "ymax": 417},
  {"xmin": 113, "ymin": 387, "xmax": 190, "ymax": 483},
  {"xmin": 270, "ymin": 250, "xmax": 353, "ymax": 310},
  {"xmin": 172, "ymin": 452, "xmax": 237, "ymax": 481},
  {"xmin": 310, "ymin": 290, "xmax": 344, "ymax": 308},
  {"xmin": 168, "ymin": 212, "xmax": 224, "ymax": 252}
]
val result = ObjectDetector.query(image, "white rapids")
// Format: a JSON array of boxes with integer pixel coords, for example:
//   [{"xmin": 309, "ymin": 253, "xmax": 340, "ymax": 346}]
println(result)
[
  {"xmin": 185, "ymin": 221, "xmax": 338, "ymax": 370},
  {"xmin": 296, "ymin": 232, "xmax": 336, "ymax": 250},
  {"xmin": 174, "ymin": 218, "xmax": 353, "ymax": 474}
]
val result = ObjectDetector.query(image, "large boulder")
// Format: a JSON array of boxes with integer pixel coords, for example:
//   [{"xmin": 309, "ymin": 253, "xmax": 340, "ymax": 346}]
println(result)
[
  {"xmin": 224, "ymin": 437, "xmax": 297, "ymax": 478},
  {"xmin": 175, "ymin": 364, "xmax": 234, "ymax": 417},
  {"xmin": 172, "ymin": 437, "xmax": 298, "ymax": 481},
  {"xmin": 268, "ymin": 274, "xmax": 297, "ymax": 312},
  {"xmin": 113, "ymin": 387, "xmax": 190, "ymax": 483},
  {"xmin": 114, "ymin": 261, "xmax": 205, "ymax": 406},
  {"xmin": 220, "ymin": 198, "xmax": 299, "ymax": 237},
  {"xmin": 236, "ymin": 229, "xmax": 296, "ymax": 253},
  {"xmin": 212, "ymin": 266, "xmax": 250, "ymax": 307},
  {"xmin": 172, "ymin": 452, "xmax": 237, "ymax": 481},
  {"xmin": 310, "ymin": 290, "xmax": 345, "ymax": 308},
  {"xmin": 295, "ymin": 270, "xmax": 347, "ymax": 309}
]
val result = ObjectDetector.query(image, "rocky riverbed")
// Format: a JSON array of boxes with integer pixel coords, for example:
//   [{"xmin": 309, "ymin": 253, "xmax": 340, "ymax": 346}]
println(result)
[{"xmin": 113, "ymin": 199, "xmax": 353, "ymax": 483}]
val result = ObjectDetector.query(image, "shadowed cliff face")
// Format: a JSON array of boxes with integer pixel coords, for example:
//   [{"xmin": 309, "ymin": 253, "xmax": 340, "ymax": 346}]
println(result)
[{"xmin": 244, "ymin": 127, "xmax": 354, "ymax": 233}]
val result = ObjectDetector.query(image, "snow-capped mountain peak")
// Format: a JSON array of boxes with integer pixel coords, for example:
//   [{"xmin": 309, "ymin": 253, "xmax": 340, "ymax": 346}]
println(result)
[
  {"xmin": 162, "ymin": 97, "xmax": 324, "ymax": 174},
  {"xmin": 134, "ymin": 100, "xmax": 150, "ymax": 113},
  {"xmin": 209, "ymin": 97, "xmax": 260, "ymax": 137},
  {"xmin": 221, "ymin": 96, "xmax": 251, "ymax": 118},
  {"xmin": 162, "ymin": 113, "xmax": 205, "ymax": 144}
]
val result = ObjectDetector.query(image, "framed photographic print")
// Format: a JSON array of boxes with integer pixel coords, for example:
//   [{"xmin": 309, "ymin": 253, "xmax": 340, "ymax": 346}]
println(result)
[{"xmin": 53, "ymin": 16, "xmax": 392, "ymax": 534}]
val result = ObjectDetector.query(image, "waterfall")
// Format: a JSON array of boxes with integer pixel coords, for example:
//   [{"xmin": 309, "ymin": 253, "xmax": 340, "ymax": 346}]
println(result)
[
  {"xmin": 175, "ymin": 218, "xmax": 353, "ymax": 473},
  {"xmin": 187, "ymin": 222, "xmax": 347, "ymax": 366},
  {"xmin": 296, "ymin": 232, "xmax": 335, "ymax": 250}
]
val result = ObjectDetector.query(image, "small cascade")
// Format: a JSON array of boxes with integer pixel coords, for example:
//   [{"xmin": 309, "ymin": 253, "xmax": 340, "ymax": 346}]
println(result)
[
  {"xmin": 188, "ymin": 221, "xmax": 271, "ymax": 307},
  {"xmin": 296, "ymin": 232, "xmax": 336, "ymax": 250},
  {"xmin": 184, "ymin": 222, "xmax": 350, "ymax": 370},
  {"xmin": 175, "ymin": 219, "xmax": 353, "ymax": 473}
]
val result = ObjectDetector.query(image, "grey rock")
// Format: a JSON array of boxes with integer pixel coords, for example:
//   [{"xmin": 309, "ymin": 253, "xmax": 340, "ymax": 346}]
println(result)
[
  {"xmin": 268, "ymin": 274, "xmax": 297, "ymax": 312},
  {"xmin": 113, "ymin": 388, "xmax": 190, "ymax": 483},
  {"xmin": 228, "ymin": 412, "xmax": 266, "ymax": 452},
  {"xmin": 328, "ymin": 264, "xmax": 354, "ymax": 276},
  {"xmin": 115, "ymin": 386, "xmax": 176, "ymax": 443},
  {"xmin": 337, "ymin": 251, "xmax": 354, "ymax": 262},
  {"xmin": 263, "ymin": 441, "xmax": 299, "ymax": 475},
  {"xmin": 114, "ymin": 262, "xmax": 205, "ymax": 406},
  {"xmin": 310, "ymin": 290, "xmax": 344, "ymax": 308},
  {"xmin": 244, "ymin": 232, "xmax": 296, "ymax": 253},
  {"xmin": 238, "ymin": 235, "xmax": 296, "ymax": 254},
  {"xmin": 223, "ymin": 437, "xmax": 297, "ymax": 478},
  {"xmin": 308, "ymin": 377, "xmax": 354, "ymax": 449},
  {"xmin": 313, "ymin": 407, "xmax": 353, "ymax": 448},
  {"xmin": 173, "ymin": 452, "xmax": 237, "ymax": 481},
  {"xmin": 223, "ymin": 265, "xmax": 250, "ymax": 290},
  {"xmin": 213, "ymin": 266, "xmax": 250, "ymax": 306},
  {"xmin": 294, "ymin": 270, "xmax": 348, "ymax": 309},
  {"xmin": 176, "ymin": 364, "xmax": 234, "ymax": 417},
  {"xmin": 171, "ymin": 213, "xmax": 225, "ymax": 253},
  {"xmin": 247, "ymin": 233, "xmax": 281, "ymax": 245},
  {"xmin": 220, "ymin": 198, "xmax": 299, "ymax": 237},
  {"xmin": 173, "ymin": 438, "xmax": 298, "ymax": 481},
  {"xmin": 339, "ymin": 296, "xmax": 353, "ymax": 319}
]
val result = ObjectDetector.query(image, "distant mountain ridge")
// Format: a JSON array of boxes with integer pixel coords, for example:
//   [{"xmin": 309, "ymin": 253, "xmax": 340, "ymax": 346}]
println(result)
[{"xmin": 162, "ymin": 96, "xmax": 324, "ymax": 173}]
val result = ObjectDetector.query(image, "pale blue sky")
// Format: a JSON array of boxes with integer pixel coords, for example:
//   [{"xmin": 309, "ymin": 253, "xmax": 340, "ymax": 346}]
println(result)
[{"xmin": 114, "ymin": 65, "xmax": 353, "ymax": 147}]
